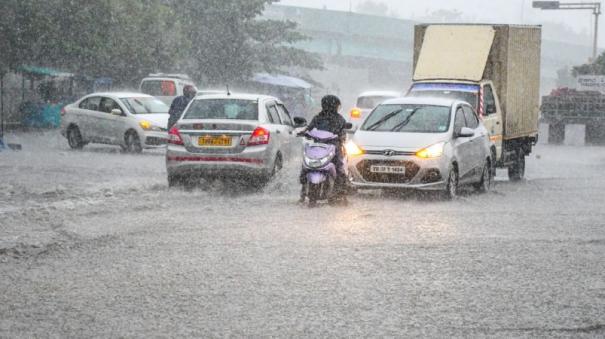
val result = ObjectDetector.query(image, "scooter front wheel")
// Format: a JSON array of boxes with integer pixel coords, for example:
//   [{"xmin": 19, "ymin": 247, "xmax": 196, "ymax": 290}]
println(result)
[{"xmin": 308, "ymin": 183, "xmax": 321, "ymax": 207}]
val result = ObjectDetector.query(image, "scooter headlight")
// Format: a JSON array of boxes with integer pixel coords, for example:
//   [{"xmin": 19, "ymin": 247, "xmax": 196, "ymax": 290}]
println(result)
[{"xmin": 304, "ymin": 153, "xmax": 333, "ymax": 168}]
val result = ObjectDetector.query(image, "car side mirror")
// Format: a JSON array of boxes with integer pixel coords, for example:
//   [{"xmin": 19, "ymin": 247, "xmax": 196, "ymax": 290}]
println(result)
[
  {"xmin": 293, "ymin": 117, "xmax": 307, "ymax": 127},
  {"xmin": 456, "ymin": 127, "xmax": 475, "ymax": 138},
  {"xmin": 111, "ymin": 108, "xmax": 122, "ymax": 116},
  {"xmin": 344, "ymin": 122, "xmax": 353, "ymax": 130}
]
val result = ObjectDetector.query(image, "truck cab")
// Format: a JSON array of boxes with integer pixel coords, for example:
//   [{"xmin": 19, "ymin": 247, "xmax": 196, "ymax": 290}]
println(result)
[
  {"xmin": 408, "ymin": 80, "xmax": 504, "ymax": 161},
  {"xmin": 139, "ymin": 74, "xmax": 197, "ymax": 105}
]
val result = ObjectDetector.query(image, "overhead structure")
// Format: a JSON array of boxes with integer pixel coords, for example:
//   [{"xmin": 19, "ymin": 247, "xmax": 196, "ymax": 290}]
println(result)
[{"xmin": 533, "ymin": 1, "xmax": 601, "ymax": 61}]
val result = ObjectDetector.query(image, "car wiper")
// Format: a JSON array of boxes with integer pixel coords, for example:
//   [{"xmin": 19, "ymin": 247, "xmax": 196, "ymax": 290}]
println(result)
[
  {"xmin": 390, "ymin": 108, "xmax": 420, "ymax": 132},
  {"xmin": 365, "ymin": 108, "xmax": 404, "ymax": 131}
]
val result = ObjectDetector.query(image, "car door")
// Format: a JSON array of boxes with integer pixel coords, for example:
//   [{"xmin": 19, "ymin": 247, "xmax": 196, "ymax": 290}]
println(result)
[
  {"xmin": 452, "ymin": 106, "xmax": 474, "ymax": 181},
  {"xmin": 463, "ymin": 104, "xmax": 486, "ymax": 176},
  {"xmin": 99, "ymin": 97, "xmax": 128, "ymax": 144},
  {"xmin": 78, "ymin": 96, "xmax": 102, "ymax": 141},
  {"xmin": 275, "ymin": 102, "xmax": 296, "ymax": 161},
  {"xmin": 264, "ymin": 101, "xmax": 286, "ymax": 153}
]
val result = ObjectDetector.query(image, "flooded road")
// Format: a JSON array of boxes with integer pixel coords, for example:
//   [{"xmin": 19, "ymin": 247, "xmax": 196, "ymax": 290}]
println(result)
[{"xmin": 1, "ymin": 132, "xmax": 604, "ymax": 337}]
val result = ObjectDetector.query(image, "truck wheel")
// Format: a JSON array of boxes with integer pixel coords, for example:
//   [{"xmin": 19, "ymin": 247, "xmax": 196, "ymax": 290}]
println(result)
[
  {"xmin": 548, "ymin": 123, "xmax": 565, "ymax": 144},
  {"xmin": 508, "ymin": 150, "xmax": 525, "ymax": 181}
]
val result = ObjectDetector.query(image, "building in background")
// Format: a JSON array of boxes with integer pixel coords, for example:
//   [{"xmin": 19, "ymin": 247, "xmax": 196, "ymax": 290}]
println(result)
[{"xmin": 264, "ymin": 4, "xmax": 595, "ymax": 108}]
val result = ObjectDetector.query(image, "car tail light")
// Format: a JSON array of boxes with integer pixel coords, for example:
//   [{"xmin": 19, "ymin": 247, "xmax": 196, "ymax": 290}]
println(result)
[
  {"xmin": 247, "ymin": 127, "xmax": 270, "ymax": 146},
  {"xmin": 168, "ymin": 126, "xmax": 183, "ymax": 145},
  {"xmin": 350, "ymin": 108, "xmax": 362, "ymax": 119}
]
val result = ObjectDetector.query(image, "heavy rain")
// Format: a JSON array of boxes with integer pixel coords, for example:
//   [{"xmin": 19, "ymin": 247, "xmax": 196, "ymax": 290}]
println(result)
[{"xmin": 1, "ymin": 1, "xmax": 604, "ymax": 337}]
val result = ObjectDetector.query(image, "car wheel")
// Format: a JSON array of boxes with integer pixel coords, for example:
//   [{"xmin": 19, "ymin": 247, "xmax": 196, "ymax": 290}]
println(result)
[
  {"xmin": 508, "ymin": 150, "xmax": 525, "ymax": 181},
  {"xmin": 443, "ymin": 166, "xmax": 459, "ymax": 200},
  {"xmin": 474, "ymin": 159, "xmax": 492, "ymax": 193},
  {"xmin": 124, "ymin": 131, "xmax": 142, "ymax": 153},
  {"xmin": 67, "ymin": 126, "xmax": 85, "ymax": 149},
  {"xmin": 168, "ymin": 174, "xmax": 182, "ymax": 188}
]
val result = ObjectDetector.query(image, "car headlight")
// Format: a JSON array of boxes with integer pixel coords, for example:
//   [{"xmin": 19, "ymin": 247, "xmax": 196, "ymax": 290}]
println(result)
[
  {"xmin": 304, "ymin": 154, "xmax": 333, "ymax": 168},
  {"xmin": 345, "ymin": 140, "xmax": 364, "ymax": 156},
  {"xmin": 416, "ymin": 142, "xmax": 445, "ymax": 158},
  {"xmin": 139, "ymin": 120, "xmax": 163, "ymax": 131}
]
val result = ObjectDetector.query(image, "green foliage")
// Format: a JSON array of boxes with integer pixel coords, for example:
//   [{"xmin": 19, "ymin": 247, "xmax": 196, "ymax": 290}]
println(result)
[
  {"xmin": 0, "ymin": 0, "xmax": 322, "ymax": 85},
  {"xmin": 572, "ymin": 52, "xmax": 605, "ymax": 76}
]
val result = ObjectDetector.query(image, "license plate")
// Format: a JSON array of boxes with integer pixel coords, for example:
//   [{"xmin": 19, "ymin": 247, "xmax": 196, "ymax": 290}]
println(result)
[
  {"xmin": 370, "ymin": 165, "xmax": 405, "ymax": 174},
  {"xmin": 198, "ymin": 135, "xmax": 232, "ymax": 147}
]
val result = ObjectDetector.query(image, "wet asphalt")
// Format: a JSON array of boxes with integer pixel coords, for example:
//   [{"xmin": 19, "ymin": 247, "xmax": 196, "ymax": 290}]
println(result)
[{"xmin": 1, "ymin": 132, "xmax": 604, "ymax": 337}]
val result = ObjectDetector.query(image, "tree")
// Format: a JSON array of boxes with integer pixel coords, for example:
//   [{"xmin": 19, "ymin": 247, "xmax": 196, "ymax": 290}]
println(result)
[
  {"xmin": 173, "ymin": 0, "xmax": 321, "ymax": 86},
  {"xmin": 0, "ymin": 0, "xmax": 322, "ymax": 86},
  {"xmin": 573, "ymin": 52, "xmax": 605, "ymax": 76}
]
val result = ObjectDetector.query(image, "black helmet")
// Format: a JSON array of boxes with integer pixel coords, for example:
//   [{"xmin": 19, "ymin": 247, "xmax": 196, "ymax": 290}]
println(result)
[{"xmin": 321, "ymin": 94, "xmax": 341, "ymax": 113}]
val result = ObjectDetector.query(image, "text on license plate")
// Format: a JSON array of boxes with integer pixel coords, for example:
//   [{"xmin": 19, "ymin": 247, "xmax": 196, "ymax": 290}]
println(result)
[
  {"xmin": 370, "ymin": 165, "xmax": 405, "ymax": 174},
  {"xmin": 198, "ymin": 135, "xmax": 232, "ymax": 146}
]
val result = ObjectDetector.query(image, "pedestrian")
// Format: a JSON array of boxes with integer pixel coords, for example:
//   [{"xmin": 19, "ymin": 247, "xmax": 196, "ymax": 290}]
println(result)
[{"xmin": 167, "ymin": 85, "xmax": 197, "ymax": 129}]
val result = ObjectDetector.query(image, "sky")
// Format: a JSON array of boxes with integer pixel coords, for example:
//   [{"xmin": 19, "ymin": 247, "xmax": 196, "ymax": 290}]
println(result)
[{"xmin": 278, "ymin": 0, "xmax": 600, "ymax": 47}]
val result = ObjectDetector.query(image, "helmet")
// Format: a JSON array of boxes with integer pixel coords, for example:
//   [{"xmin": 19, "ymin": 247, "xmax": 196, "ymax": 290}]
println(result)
[
  {"xmin": 321, "ymin": 94, "xmax": 341, "ymax": 113},
  {"xmin": 183, "ymin": 85, "xmax": 197, "ymax": 98}
]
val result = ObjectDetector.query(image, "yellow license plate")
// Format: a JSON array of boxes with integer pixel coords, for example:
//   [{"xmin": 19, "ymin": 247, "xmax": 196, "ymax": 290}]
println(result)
[{"xmin": 198, "ymin": 135, "xmax": 232, "ymax": 146}]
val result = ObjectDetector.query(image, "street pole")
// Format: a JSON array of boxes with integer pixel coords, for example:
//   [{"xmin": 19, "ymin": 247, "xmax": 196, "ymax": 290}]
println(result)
[
  {"xmin": 1, "ymin": 73, "xmax": 4, "ymax": 138},
  {"xmin": 594, "ymin": 5, "xmax": 601, "ymax": 61}
]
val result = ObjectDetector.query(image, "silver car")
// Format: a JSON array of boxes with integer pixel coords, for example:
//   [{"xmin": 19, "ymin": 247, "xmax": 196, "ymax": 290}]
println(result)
[
  {"xmin": 61, "ymin": 92, "xmax": 169, "ymax": 152},
  {"xmin": 166, "ymin": 93, "xmax": 301, "ymax": 187},
  {"xmin": 345, "ymin": 97, "xmax": 493, "ymax": 198}
]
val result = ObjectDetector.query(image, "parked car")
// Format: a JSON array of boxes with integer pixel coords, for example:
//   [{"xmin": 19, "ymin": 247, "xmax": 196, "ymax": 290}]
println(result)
[
  {"xmin": 61, "ymin": 92, "xmax": 169, "ymax": 152},
  {"xmin": 166, "ymin": 93, "xmax": 300, "ymax": 187},
  {"xmin": 346, "ymin": 91, "xmax": 400, "ymax": 128},
  {"xmin": 139, "ymin": 73, "xmax": 197, "ymax": 105},
  {"xmin": 345, "ymin": 97, "xmax": 493, "ymax": 198}
]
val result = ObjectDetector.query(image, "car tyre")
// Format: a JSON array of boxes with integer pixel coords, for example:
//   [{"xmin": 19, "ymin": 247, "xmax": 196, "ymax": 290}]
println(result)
[
  {"xmin": 443, "ymin": 166, "xmax": 459, "ymax": 200},
  {"xmin": 67, "ymin": 126, "xmax": 85, "ymax": 149},
  {"xmin": 168, "ymin": 174, "xmax": 182, "ymax": 188},
  {"xmin": 124, "ymin": 131, "xmax": 143, "ymax": 153},
  {"xmin": 508, "ymin": 150, "xmax": 525, "ymax": 181},
  {"xmin": 474, "ymin": 159, "xmax": 492, "ymax": 193}
]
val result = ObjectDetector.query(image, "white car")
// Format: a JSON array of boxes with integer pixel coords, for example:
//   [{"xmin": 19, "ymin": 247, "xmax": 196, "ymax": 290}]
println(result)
[
  {"xmin": 139, "ymin": 74, "xmax": 197, "ymax": 105},
  {"xmin": 166, "ymin": 93, "xmax": 303, "ymax": 187},
  {"xmin": 345, "ymin": 97, "xmax": 493, "ymax": 198},
  {"xmin": 346, "ymin": 91, "xmax": 400, "ymax": 128},
  {"xmin": 61, "ymin": 92, "xmax": 169, "ymax": 152}
]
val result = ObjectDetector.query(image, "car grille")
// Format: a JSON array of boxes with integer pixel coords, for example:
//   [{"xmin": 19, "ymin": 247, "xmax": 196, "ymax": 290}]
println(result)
[
  {"xmin": 356, "ymin": 159, "xmax": 420, "ymax": 184},
  {"xmin": 145, "ymin": 136, "xmax": 167, "ymax": 146}
]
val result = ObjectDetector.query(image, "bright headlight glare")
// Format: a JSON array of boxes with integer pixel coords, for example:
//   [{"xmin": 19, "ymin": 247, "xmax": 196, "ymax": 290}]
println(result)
[
  {"xmin": 345, "ymin": 140, "xmax": 364, "ymax": 156},
  {"xmin": 304, "ymin": 154, "xmax": 331, "ymax": 168},
  {"xmin": 416, "ymin": 142, "xmax": 445, "ymax": 158},
  {"xmin": 139, "ymin": 120, "xmax": 152, "ymax": 130}
]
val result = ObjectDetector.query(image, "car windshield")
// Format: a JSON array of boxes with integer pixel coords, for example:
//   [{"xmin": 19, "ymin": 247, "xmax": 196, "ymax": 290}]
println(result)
[
  {"xmin": 357, "ymin": 96, "xmax": 396, "ymax": 109},
  {"xmin": 120, "ymin": 97, "xmax": 169, "ymax": 114},
  {"xmin": 184, "ymin": 99, "xmax": 259, "ymax": 120},
  {"xmin": 408, "ymin": 90, "xmax": 478, "ymax": 110},
  {"xmin": 361, "ymin": 104, "xmax": 451, "ymax": 133}
]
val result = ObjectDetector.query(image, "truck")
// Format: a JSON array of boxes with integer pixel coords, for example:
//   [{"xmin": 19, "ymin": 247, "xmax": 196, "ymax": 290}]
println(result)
[
  {"xmin": 139, "ymin": 73, "xmax": 197, "ymax": 105},
  {"xmin": 407, "ymin": 24, "xmax": 541, "ymax": 181},
  {"xmin": 540, "ymin": 87, "xmax": 605, "ymax": 145}
]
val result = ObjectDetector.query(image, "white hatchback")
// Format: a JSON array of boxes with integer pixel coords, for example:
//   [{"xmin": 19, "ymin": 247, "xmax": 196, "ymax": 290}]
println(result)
[{"xmin": 61, "ymin": 92, "xmax": 169, "ymax": 152}]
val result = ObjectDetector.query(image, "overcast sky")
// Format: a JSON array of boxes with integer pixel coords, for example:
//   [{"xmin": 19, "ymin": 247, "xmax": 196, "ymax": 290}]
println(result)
[{"xmin": 278, "ymin": 0, "xmax": 599, "ymax": 47}]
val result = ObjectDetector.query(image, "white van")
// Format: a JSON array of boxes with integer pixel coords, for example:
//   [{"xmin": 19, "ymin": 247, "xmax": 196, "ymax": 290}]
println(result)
[{"xmin": 139, "ymin": 74, "xmax": 197, "ymax": 105}]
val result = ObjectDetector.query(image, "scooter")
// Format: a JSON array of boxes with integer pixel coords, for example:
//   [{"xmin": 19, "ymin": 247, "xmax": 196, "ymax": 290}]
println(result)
[{"xmin": 299, "ymin": 128, "xmax": 341, "ymax": 207}]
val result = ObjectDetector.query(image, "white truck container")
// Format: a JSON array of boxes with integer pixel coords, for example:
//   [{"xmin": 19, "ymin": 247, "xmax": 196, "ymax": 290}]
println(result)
[{"xmin": 408, "ymin": 24, "xmax": 541, "ymax": 180}]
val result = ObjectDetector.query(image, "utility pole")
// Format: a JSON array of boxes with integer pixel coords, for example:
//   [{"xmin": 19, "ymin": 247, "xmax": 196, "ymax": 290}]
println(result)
[{"xmin": 533, "ymin": 1, "xmax": 602, "ymax": 61}]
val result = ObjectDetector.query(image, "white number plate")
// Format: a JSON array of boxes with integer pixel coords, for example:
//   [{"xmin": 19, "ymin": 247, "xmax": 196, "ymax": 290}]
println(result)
[{"xmin": 370, "ymin": 165, "xmax": 405, "ymax": 174}]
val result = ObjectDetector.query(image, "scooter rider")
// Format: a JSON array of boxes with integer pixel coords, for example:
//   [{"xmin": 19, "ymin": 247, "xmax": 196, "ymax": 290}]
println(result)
[{"xmin": 299, "ymin": 94, "xmax": 348, "ymax": 201}]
